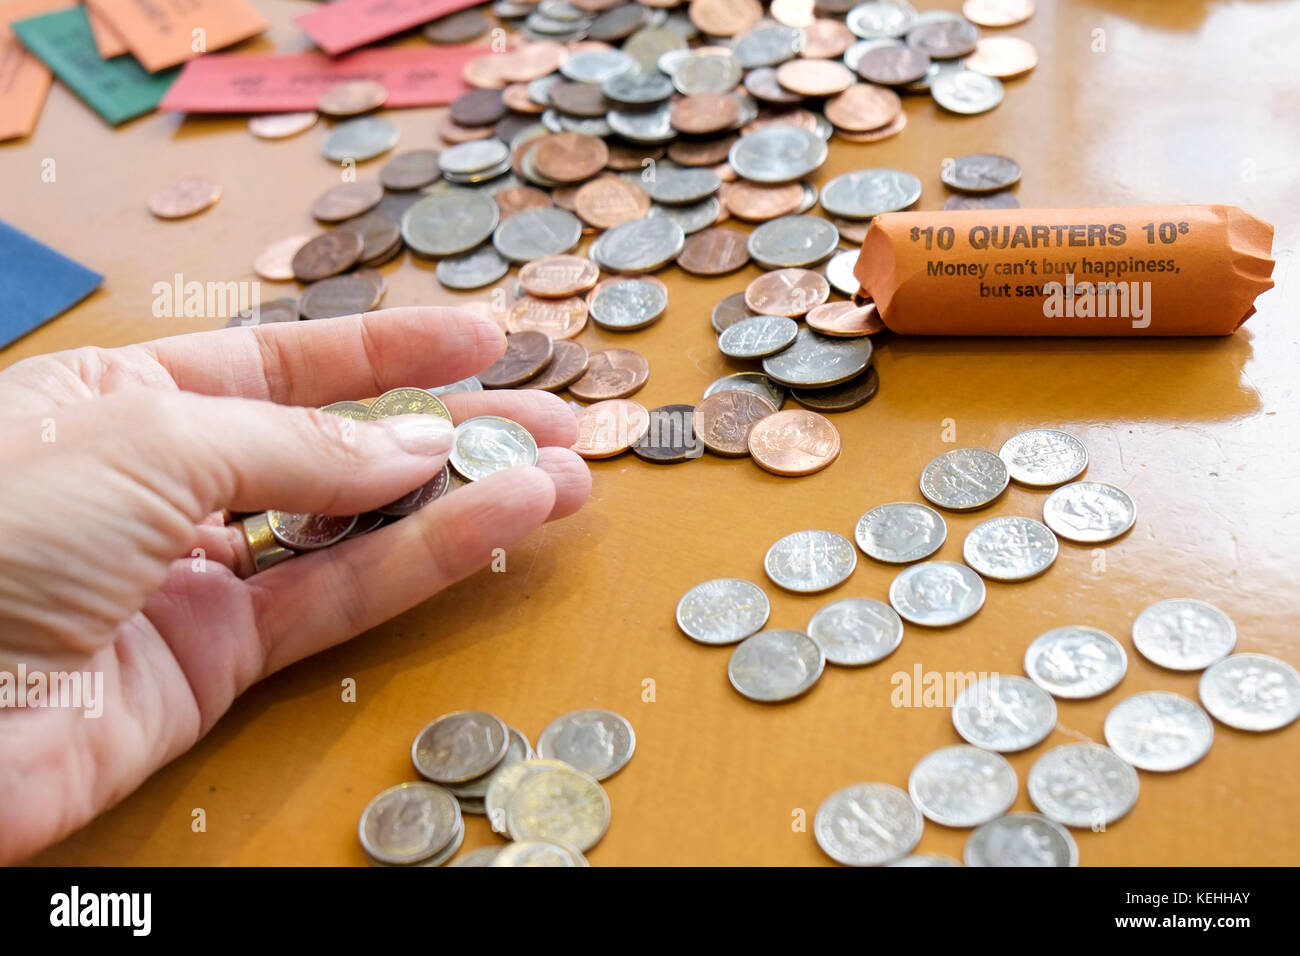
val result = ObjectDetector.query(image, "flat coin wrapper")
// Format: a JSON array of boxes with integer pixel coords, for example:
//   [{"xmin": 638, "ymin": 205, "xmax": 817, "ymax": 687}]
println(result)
[{"xmin": 854, "ymin": 205, "xmax": 1274, "ymax": 335}]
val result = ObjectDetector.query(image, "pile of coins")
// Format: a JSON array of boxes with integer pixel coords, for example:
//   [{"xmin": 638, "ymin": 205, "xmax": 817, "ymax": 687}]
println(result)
[{"xmin": 359, "ymin": 707, "xmax": 635, "ymax": 866}]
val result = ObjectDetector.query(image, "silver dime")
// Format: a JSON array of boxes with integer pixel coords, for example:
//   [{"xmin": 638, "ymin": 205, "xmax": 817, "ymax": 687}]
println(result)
[
  {"xmin": 764, "ymin": 529, "xmax": 857, "ymax": 593},
  {"xmin": 909, "ymin": 745, "xmax": 1018, "ymax": 828},
  {"xmin": 728, "ymin": 629, "xmax": 825, "ymax": 702},
  {"xmin": 1042, "ymin": 480, "xmax": 1136, "ymax": 543},
  {"xmin": 590, "ymin": 215, "xmax": 685, "ymax": 272},
  {"xmin": 814, "ymin": 782, "xmax": 923, "ymax": 866},
  {"xmin": 429, "ymin": 376, "xmax": 483, "ymax": 395},
  {"xmin": 450, "ymin": 416, "xmax": 539, "ymax": 481},
  {"xmin": 1104, "ymin": 691, "xmax": 1214, "ymax": 772},
  {"xmin": 952, "ymin": 674, "xmax": 1057, "ymax": 752},
  {"xmin": 676, "ymin": 578, "xmax": 771, "ymax": 645},
  {"xmin": 1132, "ymin": 598, "xmax": 1236, "ymax": 671},
  {"xmin": 965, "ymin": 813, "xmax": 1078, "ymax": 867},
  {"xmin": 438, "ymin": 138, "xmax": 510, "ymax": 175},
  {"xmin": 820, "ymin": 168, "xmax": 922, "ymax": 220},
  {"xmin": 920, "ymin": 447, "xmax": 1009, "ymax": 511},
  {"xmin": 449, "ymin": 726, "xmax": 533, "ymax": 801},
  {"xmin": 648, "ymin": 197, "xmax": 720, "ymax": 235},
  {"xmin": 718, "ymin": 315, "xmax": 800, "ymax": 359},
  {"xmin": 962, "ymin": 516, "xmax": 1059, "ymax": 582},
  {"xmin": 931, "ymin": 68, "xmax": 1004, "ymax": 114},
  {"xmin": 644, "ymin": 165, "xmax": 721, "ymax": 204},
  {"xmin": 602, "ymin": 69, "xmax": 675, "ymax": 105},
  {"xmin": 608, "ymin": 102, "xmax": 676, "ymax": 143},
  {"xmin": 411, "ymin": 710, "xmax": 510, "ymax": 783},
  {"xmin": 589, "ymin": 277, "xmax": 669, "ymax": 329},
  {"xmin": 436, "ymin": 243, "xmax": 511, "ymax": 289},
  {"xmin": 846, "ymin": 1, "xmax": 918, "ymax": 39},
  {"xmin": 855, "ymin": 501, "xmax": 947, "ymax": 563},
  {"xmin": 703, "ymin": 371, "xmax": 786, "ymax": 408},
  {"xmin": 402, "ymin": 192, "xmax": 499, "ymax": 257},
  {"xmin": 671, "ymin": 52, "xmax": 743, "ymax": 95},
  {"xmin": 560, "ymin": 48, "xmax": 637, "ymax": 83},
  {"xmin": 492, "ymin": 206, "xmax": 583, "ymax": 261},
  {"xmin": 806, "ymin": 597, "xmax": 903, "ymax": 666},
  {"xmin": 942, "ymin": 153, "xmax": 1023, "ymax": 194},
  {"xmin": 536, "ymin": 709, "xmax": 635, "ymax": 780},
  {"xmin": 490, "ymin": 840, "xmax": 588, "ymax": 866},
  {"xmin": 358, "ymin": 781, "xmax": 461, "ymax": 865},
  {"xmin": 748, "ymin": 214, "xmax": 840, "ymax": 268},
  {"xmin": 1200, "ymin": 654, "xmax": 1300, "ymax": 732},
  {"xmin": 321, "ymin": 117, "xmax": 400, "ymax": 162},
  {"xmin": 729, "ymin": 126, "xmax": 828, "ymax": 184},
  {"xmin": 889, "ymin": 561, "xmax": 985, "ymax": 626},
  {"xmin": 762, "ymin": 327, "xmax": 873, "ymax": 388},
  {"xmin": 998, "ymin": 429, "xmax": 1088, "ymax": 487},
  {"xmin": 1023, "ymin": 626, "xmax": 1128, "ymax": 699},
  {"xmin": 505, "ymin": 764, "xmax": 611, "ymax": 851},
  {"xmin": 824, "ymin": 248, "xmax": 861, "ymax": 297},
  {"xmin": 1027, "ymin": 742, "xmax": 1139, "ymax": 828}
]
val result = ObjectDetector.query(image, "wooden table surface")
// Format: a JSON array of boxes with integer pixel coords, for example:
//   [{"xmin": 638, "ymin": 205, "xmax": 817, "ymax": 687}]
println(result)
[{"xmin": 4, "ymin": 0, "xmax": 1297, "ymax": 866}]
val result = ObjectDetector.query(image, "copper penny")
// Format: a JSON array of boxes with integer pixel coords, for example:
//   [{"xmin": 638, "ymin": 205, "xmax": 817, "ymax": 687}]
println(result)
[
  {"xmin": 317, "ymin": 80, "xmax": 388, "ymax": 117},
  {"xmin": 248, "ymin": 111, "xmax": 318, "ymax": 139},
  {"xmin": 606, "ymin": 142, "xmax": 665, "ymax": 170},
  {"xmin": 477, "ymin": 330, "xmax": 555, "ymax": 387},
  {"xmin": 711, "ymin": 291, "xmax": 753, "ymax": 333},
  {"xmin": 587, "ymin": 2, "xmax": 650, "ymax": 40},
  {"xmin": 550, "ymin": 183, "xmax": 582, "ymax": 211},
  {"xmin": 745, "ymin": 268, "xmax": 830, "ymax": 317},
  {"xmin": 519, "ymin": 255, "xmax": 600, "ymax": 297},
  {"xmin": 497, "ymin": 42, "xmax": 568, "ymax": 83},
  {"xmin": 688, "ymin": 0, "xmax": 761, "ymax": 37},
  {"xmin": 462, "ymin": 54, "xmax": 507, "ymax": 90},
  {"xmin": 801, "ymin": 19, "xmax": 854, "ymax": 58},
  {"xmin": 311, "ymin": 181, "xmax": 384, "ymax": 223},
  {"xmin": 775, "ymin": 58, "xmax": 854, "ymax": 97},
  {"xmin": 502, "ymin": 83, "xmax": 545, "ymax": 114},
  {"xmin": 495, "ymin": 186, "xmax": 554, "ymax": 219},
  {"xmin": 567, "ymin": 348, "xmax": 650, "ymax": 401},
  {"xmin": 805, "ymin": 300, "xmax": 885, "ymax": 336},
  {"xmin": 506, "ymin": 296, "xmax": 589, "ymax": 338},
  {"xmin": 291, "ymin": 230, "xmax": 365, "ymax": 282},
  {"xmin": 791, "ymin": 366, "xmax": 879, "ymax": 412},
  {"xmin": 335, "ymin": 210, "xmax": 401, "ymax": 261},
  {"xmin": 298, "ymin": 273, "xmax": 382, "ymax": 320},
  {"xmin": 711, "ymin": 161, "xmax": 737, "ymax": 183},
  {"xmin": 439, "ymin": 115, "xmax": 496, "ymax": 143},
  {"xmin": 422, "ymin": 7, "xmax": 491, "ymax": 43},
  {"xmin": 549, "ymin": 80, "xmax": 612, "ymax": 117},
  {"xmin": 834, "ymin": 108, "xmax": 907, "ymax": 143},
  {"xmin": 573, "ymin": 0, "xmax": 625, "ymax": 11},
  {"xmin": 693, "ymin": 390, "xmax": 778, "ymax": 457},
  {"xmin": 743, "ymin": 107, "xmax": 820, "ymax": 136},
  {"xmin": 253, "ymin": 234, "xmax": 314, "ymax": 281},
  {"xmin": 747, "ymin": 409, "xmax": 842, "ymax": 476},
  {"xmin": 571, "ymin": 399, "xmax": 651, "ymax": 459},
  {"xmin": 667, "ymin": 135, "xmax": 736, "ymax": 167},
  {"xmin": 147, "ymin": 177, "xmax": 221, "ymax": 219},
  {"xmin": 720, "ymin": 180, "xmax": 804, "ymax": 220},
  {"xmin": 574, "ymin": 174, "xmax": 650, "ymax": 228},
  {"xmin": 963, "ymin": 0, "xmax": 1035, "ymax": 27},
  {"xmin": 670, "ymin": 94, "xmax": 741, "ymax": 135},
  {"xmin": 677, "ymin": 227, "xmax": 750, "ymax": 276},
  {"xmin": 379, "ymin": 149, "xmax": 441, "ymax": 190},
  {"xmin": 533, "ymin": 132, "xmax": 609, "ymax": 183},
  {"xmin": 450, "ymin": 88, "xmax": 507, "ymax": 127},
  {"xmin": 824, "ymin": 83, "xmax": 901, "ymax": 132},
  {"xmin": 965, "ymin": 37, "xmax": 1039, "ymax": 79},
  {"xmin": 522, "ymin": 339, "xmax": 590, "ymax": 392},
  {"xmin": 833, "ymin": 216, "xmax": 871, "ymax": 244}
]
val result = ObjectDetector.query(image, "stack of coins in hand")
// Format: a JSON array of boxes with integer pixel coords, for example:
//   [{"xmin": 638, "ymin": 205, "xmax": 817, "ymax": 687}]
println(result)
[{"xmin": 358, "ymin": 708, "xmax": 635, "ymax": 866}]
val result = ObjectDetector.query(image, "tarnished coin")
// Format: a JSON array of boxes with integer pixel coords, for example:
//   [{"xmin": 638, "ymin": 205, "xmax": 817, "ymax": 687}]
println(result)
[
  {"xmin": 590, "ymin": 216, "xmax": 685, "ymax": 273},
  {"xmin": 448, "ymin": 846, "xmax": 503, "ymax": 867},
  {"xmin": 537, "ymin": 710, "xmax": 636, "ymax": 780},
  {"xmin": 920, "ymin": 447, "xmax": 1010, "ymax": 511},
  {"xmin": 437, "ymin": 244, "xmax": 511, "ymax": 290},
  {"xmin": 963, "ymin": 0, "xmax": 1035, "ymax": 27},
  {"xmin": 520, "ymin": 255, "xmax": 600, "ymax": 298},
  {"xmin": 855, "ymin": 501, "xmax": 946, "ymax": 563},
  {"xmin": 931, "ymin": 68, "xmax": 1004, "ymax": 114},
  {"xmin": 710, "ymin": 292, "xmax": 754, "ymax": 334},
  {"xmin": 962, "ymin": 516, "xmax": 1058, "ymax": 582},
  {"xmin": 814, "ymin": 783, "xmax": 923, "ymax": 866},
  {"xmin": 365, "ymin": 387, "xmax": 452, "ymax": 422},
  {"xmin": 952, "ymin": 674, "xmax": 1057, "ymax": 752},
  {"xmin": 807, "ymin": 597, "xmax": 903, "ymax": 666},
  {"xmin": 484, "ymin": 758, "xmax": 572, "ymax": 835},
  {"xmin": 248, "ymin": 110, "xmax": 318, "ymax": 140},
  {"xmin": 632, "ymin": 403, "xmax": 704, "ymax": 463},
  {"xmin": 1200, "ymin": 654, "xmax": 1300, "ymax": 732},
  {"xmin": 377, "ymin": 464, "xmax": 451, "ymax": 517},
  {"xmin": 719, "ymin": 315, "xmax": 800, "ymax": 359},
  {"xmin": 298, "ymin": 273, "xmax": 382, "ymax": 320},
  {"xmin": 412, "ymin": 710, "xmax": 510, "ymax": 784},
  {"xmin": 790, "ymin": 367, "xmax": 880, "ymax": 412},
  {"xmin": 889, "ymin": 561, "xmax": 985, "ymax": 626},
  {"xmin": 729, "ymin": 126, "xmax": 828, "ymax": 183},
  {"xmin": 693, "ymin": 390, "xmax": 777, "ymax": 457},
  {"xmin": 704, "ymin": 371, "xmax": 786, "ymax": 408},
  {"xmin": 677, "ymin": 578, "xmax": 771, "ymax": 645},
  {"xmin": 855, "ymin": 41, "xmax": 930, "ymax": 85},
  {"xmin": 1024, "ymin": 626, "xmax": 1128, "ymax": 699},
  {"xmin": 523, "ymin": 339, "xmax": 590, "ymax": 392},
  {"xmin": 909, "ymin": 745, "xmax": 1018, "ymax": 828},
  {"xmin": 321, "ymin": 401, "xmax": 370, "ymax": 419},
  {"xmin": 728, "ymin": 629, "xmax": 826, "ymax": 702},
  {"xmin": 358, "ymin": 781, "xmax": 461, "ymax": 865},
  {"xmin": 805, "ymin": 301, "xmax": 884, "ymax": 337},
  {"xmin": 764, "ymin": 529, "xmax": 856, "ymax": 592},
  {"xmin": 451, "ymin": 88, "xmax": 507, "ymax": 127},
  {"xmin": 148, "ymin": 177, "xmax": 221, "ymax": 219},
  {"xmin": 747, "ymin": 409, "xmax": 841, "ymax": 476},
  {"xmin": 1133, "ymin": 598, "xmax": 1237, "ymax": 672},
  {"xmin": 493, "ymin": 206, "xmax": 583, "ymax": 261},
  {"xmin": 762, "ymin": 327, "xmax": 873, "ymax": 388},
  {"xmin": 1105, "ymin": 692, "xmax": 1214, "ymax": 772},
  {"xmin": 322, "ymin": 117, "xmax": 400, "ymax": 162},
  {"xmin": 380, "ymin": 149, "xmax": 441, "ymax": 190},
  {"xmin": 998, "ymin": 429, "xmax": 1087, "ymax": 486},
  {"xmin": 747, "ymin": 215, "xmax": 840, "ymax": 268},
  {"xmin": 402, "ymin": 192, "xmax": 499, "ymax": 257},
  {"xmin": 1028, "ymin": 742, "xmax": 1138, "ymax": 829},
  {"xmin": 965, "ymin": 36, "xmax": 1038, "ymax": 79},
  {"xmin": 228, "ymin": 299, "xmax": 299, "ymax": 328},
  {"xmin": 571, "ymin": 399, "xmax": 651, "ymax": 458},
  {"xmin": 450, "ymin": 416, "xmax": 539, "ymax": 481},
  {"xmin": 568, "ymin": 348, "xmax": 650, "ymax": 400},
  {"xmin": 907, "ymin": 16, "xmax": 977, "ymax": 58},
  {"xmin": 423, "ymin": 6, "xmax": 491, "ymax": 43},
  {"xmin": 820, "ymin": 168, "xmax": 921, "ymax": 220},
  {"xmin": 677, "ymin": 227, "xmax": 751, "ymax": 275},
  {"xmin": 448, "ymin": 726, "xmax": 533, "ymax": 801},
  {"xmin": 254, "ymin": 233, "xmax": 314, "ymax": 281},
  {"xmin": 965, "ymin": 813, "xmax": 1078, "ymax": 867},
  {"xmin": 588, "ymin": 277, "xmax": 669, "ymax": 330},
  {"xmin": 266, "ymin": 511, "xmax": 357, "ymax": 550},
  {"xmin": 335, "ymin": 210, "xmax": 400, "ymax": 262},
  {"xmin": 506, "ymin": 765, "xmax": 611, "ymax": 851},
  {"xmin": 745, "ymin": 268, "xmax": 830, "ymax": 317},
  {"xmin": 942, "ymin": 153, "xmax": 1023, "ymax": 194},
  {"xmin": 318, "ymin": 79, "xmax": 387, "ymax": 117},
  {"xmin": 506, "ymin": 295, "xmax": 588, "ymax": 338},
  {"xmin": 490, "ymin": 841, "xmax": 588, "ymax": 867},
  {"xmin": 478, "ymin": 331, "xmax": 554, "ymax": 388},
  {"xmin": 1042, "ymin": 481, "xmax": 1136, "ymax": 543}
]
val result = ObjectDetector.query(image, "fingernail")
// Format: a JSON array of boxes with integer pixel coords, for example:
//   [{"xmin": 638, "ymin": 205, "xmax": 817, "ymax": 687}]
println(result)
[{"xmin": 382, "ymin": 415, "xmax": 454, "ymax": 455}]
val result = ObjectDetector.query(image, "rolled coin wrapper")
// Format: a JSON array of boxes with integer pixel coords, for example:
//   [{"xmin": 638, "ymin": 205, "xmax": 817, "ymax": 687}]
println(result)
[{"xmin": 854, "ymin": 205, "xmax": 1274, "ymax": 335}]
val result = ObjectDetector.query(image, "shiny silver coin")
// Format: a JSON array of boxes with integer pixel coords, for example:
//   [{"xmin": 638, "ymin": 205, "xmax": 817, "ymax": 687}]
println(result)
[
  {"xmin": 402, "ymin": 192, "xmax": 499, "ymax": 257},
  {"xmin": 358, "ymin": 781, "xmax": 461, "ymax": 865},
  {"xmin": 920, "ymin": 447, "xmax": 1009, "ymax": 511},
  {"xmin": 554, "ymin": 112, "xmax": 612, "ymax": 138},
  {"xmin": 1023, "ymin": 626, "xmax": 1128, "ymax": 699},
  {"xmin": 608, "ymin": 102, "xmax": 676, "ymax": 143},
  {"xmin": 490, "ymin": 840, "xmax": 588, "ymax": 866},
  {"xmin": 795, "ymin": 181, "xmax": 820, "ymax": 214},
  {"xmin": 889, "ymin": 560, "xmax": 985, "ymax": 627},
  {"xmin": 718, "ymin": 315, "xmax": 800, "ymax": 359},
  {"xmin": 824, "ymin": 249, "xmax": 861, "ymax": 297},
  {"xmin": 909, "ymin": 745, "xmax": 1018, "ymax": 828},
  {"xmin": 590, "ymin": 215, "xmax": 685, "ymax": 273},
  {"xmin": 671, "ymin": 51, "xmax": 743, "ymax": 95},
  {"xmin": 676, "ymin": 577, "xmax": 771, "ymax": 645},
  {"xmin": 449, "ymin": 726, "xmax": 533, "ymax": 800},
  {"xmin": 729, "ymin": 126, "xmax": 829, "ymax": 184},
  {"xmin": 814, "ymin": 782, "xmax": 923, "ymax": 866},
  {"xmin": 931, "ymin": 68, "xmax": 1004, "ymax": 114},
  {"xmin": 1199, "ymin": 653, "xmax": 1300, "ymax": 732},
  {"xmin": 1027, "ymin": 742, "xmax": 1139, "ymax": 828},
  {"xmin": 484, "ymin": 758, "xmax": 570, "ymax": 835},
  {"xmin": 806, "ymin": 597, "xmax": 903, "ymax": 666},
  {"xmin": 962, "ymin": 516, "xmax": 1059, "ymax": 582},
  {"xmin": 942, "ymin": 153, "xmax": 1023, "ymax": 194},
  {"xmin": 560, "ymin": 48, "xmax": 637, "ymax": 83},
  {"xmin": 411, "ymin": 710, "xmax": 510, "ymax": 783},
  {"xmin": 429, "ymin": 376, "xmax": 483, "ymax": 395},
  {"xmin": 846, "ymin": 0, "xmax": 918, "ymax": 39},
  {"xmin": 998, "ymin": 428, "xmax": 1088, "ymax": 487},
  {"xmin": 505, "ymin": 764, "xmax": 611, "ymax": 852},
  {"xmin": 492, "ymin": 206, "xmax": 583, "ymax": 261},
  {"xmin": 728, "ymin": 629, "xmax": 825, "ymax": 702},
  {"xmin": 602, "ymin": 69, "xmax": 675, "ymax": 105},
  {"xmin": 952, "ymin": 674, "xmax": 1057, "ymax": 752},
  {"xmin": 855, "ymin": 501, "xmax": 946, "ymax": 564},
  {"xmin": 648, "ymin": 197, "xmax": 720, "ymax": 234},
  {"xmin": 748, "ymin": 215, "xmax": 841, "ymax": 269},
  {"xmin": 965, "ymin": 813, "xmax": 1078, "ymax": 867},
  {"xmin": 762, "ymin": 327, "xmax": 873, "ymax": 388},
  {"xmin": 537, "ymin": 709, "xmax": 636, "ymax": 780},
  {"xmin": 449, "ymin": 415, "xmax": 539, "ymax": 481},
  {"xmin": 1132, "ymin": 598, "xmax": 1236, "ymax": 671},
  {"xmin": 1041, "ymin": 480, "xmax": 1135, "ymax": 543},
  {"xmin": 442, "ymin": 156, "xmax": 513, "ymax": 184},
  {"xmin": 1104, "ymin": 691, "xmax": 1214, "ymax": 772},
  {"xmin": 703, "ymin": 371, "xmax": 786, "ymax": 408},
  {"xmin": 589, "ymin": 277, "xmax": 669, "ymax": 330},
  {"xmin": 436, "ymin": 243, "xmax": 511, "ymax": 289},
  {"xmin": 887, "ymin": 854, "xmax": 962, "ymax": 866},
  {"xmin": 644, "ymin": 165, "xmax": 721, "ymax": 204},
  {"xmin": 321, "ymin": 117, "xmax": 400, "ymax": 162},
  {"xmin": 732, "ymin": 24, "xmax": 802, "ymax": 68},
  {"xmin": 764, "ymin": 529, "xmax": 857, "ymax": 593},
  {"xmin": 438, "ymin": 138, "xmax": 510, "ymax": 176},
  {"xmin": 820, "ymin": 168, "xmax": 922, "ymax": 220}
]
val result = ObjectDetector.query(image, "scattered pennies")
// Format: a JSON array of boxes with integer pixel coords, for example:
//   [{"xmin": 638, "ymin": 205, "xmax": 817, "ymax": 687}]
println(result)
[{"xmin": 147, "ymin": 177, "xmax": 221, "ymax": 219}]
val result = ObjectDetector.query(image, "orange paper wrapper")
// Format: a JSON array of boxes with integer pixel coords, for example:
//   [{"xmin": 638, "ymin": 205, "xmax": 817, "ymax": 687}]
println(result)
[{"xmin": 854, "ymin": 205, "xmax": 1274, "ymax": 335}]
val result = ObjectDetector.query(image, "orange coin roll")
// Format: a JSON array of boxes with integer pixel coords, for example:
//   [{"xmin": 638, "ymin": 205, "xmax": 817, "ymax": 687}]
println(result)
[{"xmin": 854, "ymin": 205, "xmax": 1274, "ymax": 335}]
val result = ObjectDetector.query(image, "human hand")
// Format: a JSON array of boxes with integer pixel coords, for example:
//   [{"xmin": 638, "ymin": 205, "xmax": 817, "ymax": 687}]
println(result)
[{"xmin": 0, "ymin": 306, "xmax": 591, "ymax": 863}]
